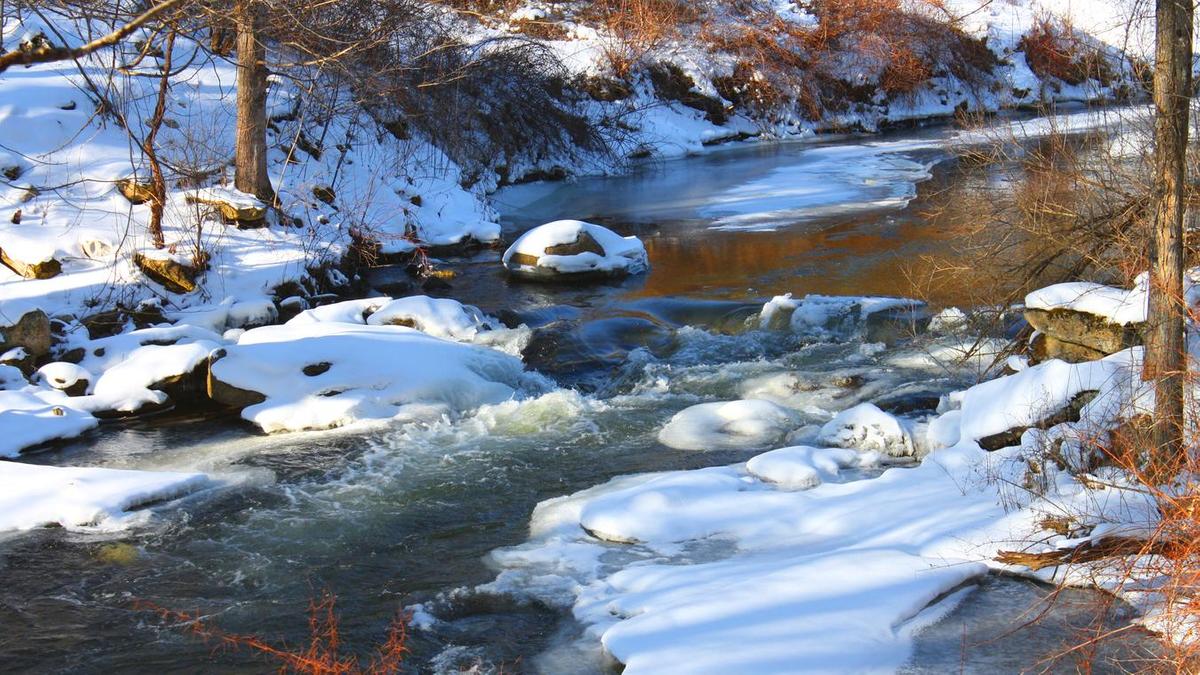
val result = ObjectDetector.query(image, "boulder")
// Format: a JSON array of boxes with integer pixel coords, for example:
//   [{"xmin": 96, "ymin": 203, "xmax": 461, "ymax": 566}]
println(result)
[
  {"xmin": 502, "ymin": 220, "xmax": 649, "ymax": 281},
  {"xmin": 206, "ymin": 348, "xmax": 268, "ymax": 408},
  {"xmin": 1024, "ymin": 307, "xmax": 1141, "ymax": 356},
  {"xmin": 0, "ymin": 247, "xmax": 60, "ymax": 279},
  {"xmin": 977, "ymin": 389, "xmax": 1098, "ymax": 451},
  {"xmin": 133, "ymin": 253, "xmax": 198, "ymax": 294},
  {"xmin": 1029, "ymin": 331, "xmax": 1107, "ymax": 364},
  {"xmin": 185, "ymin": 188, "xmax": 268, "ymax": 226},
  {"xmin": 0, "ymin": 308, "xmax": 51, "ymax": 358},
  {"xmin": 35, "ymin": 362, "xmax": 92, "ymax": 396}
]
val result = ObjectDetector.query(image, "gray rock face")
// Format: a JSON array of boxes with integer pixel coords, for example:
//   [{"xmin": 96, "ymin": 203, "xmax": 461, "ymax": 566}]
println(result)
[{"xmin": 0, "ymin": 309, "xmax": 50, "ymax": 358}]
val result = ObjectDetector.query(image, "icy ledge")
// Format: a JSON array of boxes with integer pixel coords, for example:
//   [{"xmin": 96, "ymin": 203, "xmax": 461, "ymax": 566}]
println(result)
[{"xmin": 0, "ymin": 461, "xmax": 207, "ymax": 532}]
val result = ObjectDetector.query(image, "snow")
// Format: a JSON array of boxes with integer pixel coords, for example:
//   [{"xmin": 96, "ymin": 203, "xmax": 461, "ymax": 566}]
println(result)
[
  {"xmin": 366, "ymin": 296, "xmax": 497, "ymax": 340},
  {"xmin": 0, "ymin": 461, "xmax": 207, "ymax": 532},
  {"xmin": 1026, "ymin": 281, "xmax": 1146, "ymax": 325},
  {"xmin": 657, "ymin": 399, "xmax": 799, "ymax": 450},
  {"xmin": 483, "ymin": 443, "xmax": 1041, "ymax": 674},
  {"xmin": 34, "ymin": 361, "xmax": 92, "ymax": 393},
  {"xmin": 502, "ymin": 220, "xmax": 649, "ymax": 277},
  {"xmin": 0, "ymin": 388, "xmax": 97, "ymax": 458},
  {"xmin": 818, "ymin": 402, "xmax": 916, "ymax": 457},
  {"xmin": 209, "ymin": 321, "xmax": 545, "ymax": 433},
  {"xmin": 745, "ymin": 445, "xmax": 868, "ymax": 490},
  {"xmin": 760, "ymin": 292, "xmax": 923, "ymax": 339}
]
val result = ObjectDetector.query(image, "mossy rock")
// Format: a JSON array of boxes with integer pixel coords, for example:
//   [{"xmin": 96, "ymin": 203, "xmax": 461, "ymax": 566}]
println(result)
[
  {"xmin": 184, "ymin": 194, "xmax": 267, "ymax": 225},
  {"xmin": 133, "ymin": 253, "xmax": 198, "ymax": 294},
  {"xmin": 1024, "ymin": 307, "xmax": 1141, "ymax": 355},
  {"xmin": 1029, "ymin": 332, "xmax": 1108, "ymax": 364},
  {"xmin": 0, "ymin": 309, "xmax": 50, "ymax": 358},
  {"xmin": 0, "ymin": 247, "xmax": 60, "ymax": 279}
]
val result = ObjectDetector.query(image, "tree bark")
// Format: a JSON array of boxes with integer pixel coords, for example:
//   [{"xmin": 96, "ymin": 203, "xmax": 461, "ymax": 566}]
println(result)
[
  {"xmin": 143, "ymin": 31, "xmax": 176, "ymax": 250},
  {"xmin": 1144, "ymin": 0, "xmax": 1192, "ymax": 476},
  {"xmin": 234, "ymin": 0, "xmax": 273, "ymax": 203}
]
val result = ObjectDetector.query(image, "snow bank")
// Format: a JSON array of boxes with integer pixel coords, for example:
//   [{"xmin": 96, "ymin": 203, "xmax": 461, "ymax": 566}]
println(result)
[
  {"xmin": 482, "ymin": 443, "xmax": 1041, "ymax": 674},
  {"xmin": 209, "ymin": 321, "xmax": 543, "ymax": 433},
  {"xmin": 0, "ymin": 388, "xmax": 97, "ymax": 457},
  {"xmin": 0, "ymin": 461, "xmax": 207, "ymax": 532},
  {"xmin": 657, "ymin": 399, "xmax": 798, "ymax": 450},
  {"xmin": 502, "ymin": 220, "xmax": 649, "ymax": 279}
]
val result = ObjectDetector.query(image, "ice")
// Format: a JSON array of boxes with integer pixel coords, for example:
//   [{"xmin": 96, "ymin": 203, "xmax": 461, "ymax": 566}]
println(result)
[
  {"xmin": 657, "ymin": 399, "xmax": 799, "ymax": 450},
  {"xmin": 0, "ymin": 461, "xmax": 207, "ymax": 532}
]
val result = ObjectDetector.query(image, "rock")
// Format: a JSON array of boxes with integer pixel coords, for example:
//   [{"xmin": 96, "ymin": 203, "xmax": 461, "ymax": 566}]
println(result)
[
  {"xmin": 977, "ymin": 389, "xmax": 1098, "ymax": 451},
  {"xmin": 206, "ymin": 349, "xmax": 267, "ymax": 408},
  {"xmin": 863, "ymin": 305, "xmax": 931, "ymax": 345},
  {"xmin": 312, "ymin": 185, "xmax": 335, "ymax": 204},
  {"xmin": 1029, "ymin": 332, "xmax": 1107, "ymax": 364},
  {"xmin": 80, "ymin": 237, "xmax": 116, "ymax": 261},
  {"xmin": 133, "ymin": 253, "xmax": 198, "ymax": 294},
  {"xmin": 0, "ymin": 247, "xmax": 61, "ymax": 279},
  {"xmin": 35, "ymin": 362, "xmax": 91, "ymax": 396},
  {"xmin": 502, "ymin": 220, "xmax": 649, "ymax": 281},
  {"xmin": 0, "ymin": 309, "xmax": 51, "ymax": 358},
  {"xmin": 116, "ymin": 178, "xmax": 155, "ymax": 205},
  {"xmin": 818, "ymin": 402, "xmax": 915, "ymax": 457},
  {"xmin": 0, "ymin": 347, "xmax": 34, "ymax": 375},
  {"xmin": 1024, "ymin": 307, "xmax": 1141, "ymax": 356},
  {"xmin": 184, "ymin": 189, "xmax": 268, "ymax": 226}
]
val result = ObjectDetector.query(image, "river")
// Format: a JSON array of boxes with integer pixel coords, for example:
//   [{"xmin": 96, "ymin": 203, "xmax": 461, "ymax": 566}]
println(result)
[{"xmin": 0, "ymin": 111, "xmax": 1160, "ymax": 673}]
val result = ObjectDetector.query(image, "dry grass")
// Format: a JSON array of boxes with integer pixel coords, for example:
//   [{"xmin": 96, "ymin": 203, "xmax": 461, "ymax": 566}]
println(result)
[{"xmin": 138, "ymin": 591, "xmax": 411, "ymax": 674}]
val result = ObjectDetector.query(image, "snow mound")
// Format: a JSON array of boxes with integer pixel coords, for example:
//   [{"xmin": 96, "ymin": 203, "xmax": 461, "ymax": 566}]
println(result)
[
  {"xmin": 366, "ymin": 295, "xmax": 497, "ymax": 340},
  {"xmin": 0, "ymin": 389, "xmax": 97, "ymax": 457},
  {"xmin": 657, "ymin": 399, "xmax": 799, "ymax": 450},
  {"xmin": 502, "ymin": 220, "xmax": 648, "ymax": 279},
  {"xmin": 579, "ymin": 467, "xmax": 750, "ymax": 544},
  {"xmin": 759, "ymin": 292, "xmax": 923, "ymax": 339},
  {"xmin": 1025, "ymin": 281, "xmax": 1145, "ymax": 325},
  {"xmin": 209, "ymin": 321, "xmax": 542, "ymax": 433},
  {"xmin": 0, "ymin": 461, "xmax": 207, "ymax": 532},
  {"xmin": 35, "ymin": 361, "xmax": 92, "ymax": 394},
  {"xmin": 745, "ymin": 445, "xmax": 864, "ymax": 490},
  {"xmin": 818, "ymin": 402, "xmax": 915, "ymax": 457}
]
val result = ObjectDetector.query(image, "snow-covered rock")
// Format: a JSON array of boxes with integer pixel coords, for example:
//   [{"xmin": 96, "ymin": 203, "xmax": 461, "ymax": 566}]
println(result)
[
  {"xmin": 817, "ymin": 402, "xmax": 915, "ymax": 457},
  {"xmin": 35, "ymin": 362, "xmax": 92, "ymax": 396},
  {"xmin": 0, "ymin": 461, "xmax": 207, "ymax": 531},
  {"xmin": 658, "ymin": 399, "xmax": 799, "ymax": 450},
  {"xmin": 502, "ymin": 220, "xmax": 648, "ymax": 280},
  {"xmin": 366, "ymin": 295, "xmax": 498, "ymax": 340},
  {"xmin": 744, "ymin": 445, "xmax": 865, "ymax": 490},
  {"xmin": 1025, "ymin": 282, "xmax": 1146, "ymax": 359},
  {"xmin": 0, "ymin": 388, "xmax": 97, "ymax": 457},
  {"xmin": 759, "ymin": 293, "xmax": 925, "ymax": 341},
  {"xmin": 208, "ymin": 321, "xmax": 543, "ymax": 433}
]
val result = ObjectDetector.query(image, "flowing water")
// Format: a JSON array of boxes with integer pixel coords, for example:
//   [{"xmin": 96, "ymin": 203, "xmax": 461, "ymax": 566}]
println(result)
[{"xmin": 0, "ymin": 114, "xmax": 1159, "ymax": 673}]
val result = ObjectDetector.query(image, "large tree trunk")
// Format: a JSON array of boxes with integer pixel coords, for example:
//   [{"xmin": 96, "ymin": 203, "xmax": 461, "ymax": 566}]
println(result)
[
  {"xmin": 234, "ymin": 0, "xmax": 273, "ymax": 203},
  {"xmin": 1144, "ymin": 0, "xmax": 1192, "ymax": 475}
]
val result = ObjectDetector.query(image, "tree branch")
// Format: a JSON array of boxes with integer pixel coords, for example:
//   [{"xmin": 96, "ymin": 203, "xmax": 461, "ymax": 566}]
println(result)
[{"xmin": 0, "ymin": 0, "xmax": 186, "ymax": 74}]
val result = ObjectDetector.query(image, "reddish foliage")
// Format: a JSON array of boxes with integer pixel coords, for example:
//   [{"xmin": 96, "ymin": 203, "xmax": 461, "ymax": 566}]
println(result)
[{"xmin": 137, "ymin": 591, "xmax": 411, "ymax": 675}]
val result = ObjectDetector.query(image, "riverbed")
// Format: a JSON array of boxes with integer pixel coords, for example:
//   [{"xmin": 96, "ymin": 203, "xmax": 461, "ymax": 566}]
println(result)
[{"xmin": 0, "ymin": 111, "xmax": 1159, "ymax": 673}]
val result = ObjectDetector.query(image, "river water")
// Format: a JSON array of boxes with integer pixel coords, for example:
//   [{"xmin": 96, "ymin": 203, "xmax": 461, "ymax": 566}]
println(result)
[{"xmin": 0, "ymin": 114, "xmax": 1160, "ymax": 673}]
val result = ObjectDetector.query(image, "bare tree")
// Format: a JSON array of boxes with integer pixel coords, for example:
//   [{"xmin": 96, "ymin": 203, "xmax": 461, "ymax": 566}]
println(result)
[
  {"xmin": 232, "ymin": 0, "xmax": 272, "ymax": 201},
  {"xmin": 1144, "ymin": 0, "xmax": 1192, "ymax": 472}
]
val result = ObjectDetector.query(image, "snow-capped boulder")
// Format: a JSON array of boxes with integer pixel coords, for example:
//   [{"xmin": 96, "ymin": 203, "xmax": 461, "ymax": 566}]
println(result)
[
  {"xmin": 502, "ymin": 220, "xmax": 648, "ymax": 281},
  {"xmin": 1024, "ymin": 282, "xmax": 1144, "ymax": 360},
  {"xmin": 745, "ymin": 445, "xmax": 863, "ymax": 490},
  {"xmin": 366, "ymin": 295, "xmax": 497, "ymax": 340},
  {"xmin": 818, "ymin": 403, "xmax": 914, "ymax": 457},
  {"xmin": 184, "ymin": 187, "xmax": 268, "ymax": 225},
  {"xmin": 35, "ymin": 362, "xmax": 92, "ymax": 396},
  {"xmin": 0, "ymin": 461, "xmax": 207, "ymax": 532},
  {"xmin": 0, "ymin": 245, "xmax": 60, "ymax": 279},
  {"xmin": 207, "ymin": 321, "xmax": 540, "ymax": 433},
  {"xmin": 658, "ymin": 399, "xmax": 799, "ymax": 450}
]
